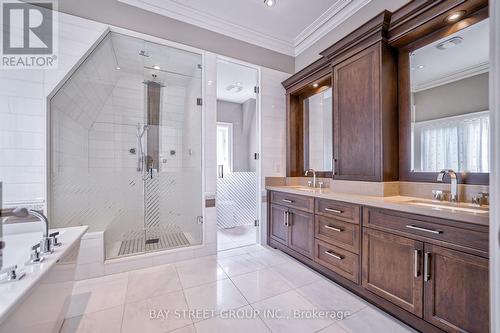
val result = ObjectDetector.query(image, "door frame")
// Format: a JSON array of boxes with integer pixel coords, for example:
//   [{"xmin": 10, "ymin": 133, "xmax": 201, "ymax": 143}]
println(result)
[{"xmin": 215, "ymin": 55, "xmax": 262, "ymax": 245}]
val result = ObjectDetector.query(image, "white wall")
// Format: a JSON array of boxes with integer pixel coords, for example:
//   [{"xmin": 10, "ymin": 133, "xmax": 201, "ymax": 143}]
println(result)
[
  {"xmin": 0, "ymin": 13, "xmax": 107, "ymax": 208},
  {"xmin": 490, "ymin": 1, "xmax": 500, "ymax": 332},
  {"xmin": 259, "ymin": 67, "xmax": 289, "ymax": 244},
  {"xmin": 295, "ymin": 0, "xmax": 411, "ymax": 72}
]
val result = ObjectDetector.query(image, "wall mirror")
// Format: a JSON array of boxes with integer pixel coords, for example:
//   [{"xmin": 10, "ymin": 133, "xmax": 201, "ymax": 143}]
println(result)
[
  {"xmin": 304, "ymin": 87, "xmax": 333, "ymax": 172},
  {"xmin": 409, "ymin": 18, "xmax": 490, "ymax": 175},
  {"xmin": 285, "ymin": 73, "xmax": 332, "ymax": 178}
]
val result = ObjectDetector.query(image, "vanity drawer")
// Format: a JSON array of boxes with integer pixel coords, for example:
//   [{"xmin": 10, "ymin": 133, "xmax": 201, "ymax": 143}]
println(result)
[
  {"xmin": 270, "ymin": 191, "xmax": 314, "ymax": 212},
  {"xmin": 315, "ymin": 215, "xmax": 360, "ymax": 254},
  {"xmin": 363, "ymin": 207, "xmax": 489, "ymax": 253},
  {"xmin": 314, "ymin": 239, "xmax": 360, "ymax": 284},
  {"xmin": 315, "ymin": 199, "xmax": 360, "ymax": 224}
]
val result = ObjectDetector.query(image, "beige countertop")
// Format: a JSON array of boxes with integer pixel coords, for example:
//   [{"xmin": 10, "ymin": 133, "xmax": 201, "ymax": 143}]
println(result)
[{"xmin": 266, "ymin": 186, "xmax": 489, "ymax": 227}]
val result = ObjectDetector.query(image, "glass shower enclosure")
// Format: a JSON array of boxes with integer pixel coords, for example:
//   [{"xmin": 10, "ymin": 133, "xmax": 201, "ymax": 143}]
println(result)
[{"xmin": 48, "ymin": 32, "xmax": 203, "ymax": 260}]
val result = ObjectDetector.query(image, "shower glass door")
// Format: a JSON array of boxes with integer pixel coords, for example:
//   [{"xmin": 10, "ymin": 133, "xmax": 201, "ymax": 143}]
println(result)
[{"xmin": 49, "ymin": 32, "xmax": 203, "ymax": 260}]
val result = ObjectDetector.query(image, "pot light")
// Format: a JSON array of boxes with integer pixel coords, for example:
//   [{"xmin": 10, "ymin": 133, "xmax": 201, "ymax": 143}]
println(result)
[
  {"xmin": 446, "ymin": 11, "xmax": 465, "ymax": 22},
  {"xmin": 235, "ymin": 82, "xmax": 242, "ymax": 86},
  {"xmin": 264, "ymin": 0, "xmax": 275, "ymax": 7},
  {"xmin": 116, "ymin": 66, "xmax": 121, "ymax": 70},
  {"xmin": 417, "ymin": 65, "xmax": 425, "ymax": 69},
  {"xmin": 152, "ymin": 65, "xmax": 161, "ymax": 70},
  {"xmin": 312, "ymin": 83, "xmax": 319, "ymax": 88},
  {"xmin": 436, "ymin": 37, "xmax": 463, "ymax": 50}
]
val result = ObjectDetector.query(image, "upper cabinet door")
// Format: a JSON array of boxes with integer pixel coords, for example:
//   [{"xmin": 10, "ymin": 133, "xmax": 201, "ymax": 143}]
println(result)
[
  {"xmin": 333, "ymin": 42, "xmax": 398, "ymax": 181},
  {"xmin": 362, "ymin": 228, "xmax": 424, "ymax": 317},
  {"xmin": 424, "ymin": 244, "xmax": 489, "ymax": 333}
]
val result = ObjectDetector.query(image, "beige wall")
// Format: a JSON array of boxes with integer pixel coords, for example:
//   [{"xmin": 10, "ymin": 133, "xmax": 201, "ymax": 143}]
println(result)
[
  {"xmin": 57, "ymin": 0, "xmax": 294, "ymax": 74},
  {"xmin": 414, "ymin": 73, "xmax": 490, "ymax": 122},
  {"xmin": 294, "ymin": 0, "xmax": 411, "ymax": 72}
]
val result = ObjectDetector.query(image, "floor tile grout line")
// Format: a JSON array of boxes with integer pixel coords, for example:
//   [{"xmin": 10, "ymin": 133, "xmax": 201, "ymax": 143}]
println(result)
[{"xmin": 175, "ymin": 264, "xmax": 196, "ymax": 329}]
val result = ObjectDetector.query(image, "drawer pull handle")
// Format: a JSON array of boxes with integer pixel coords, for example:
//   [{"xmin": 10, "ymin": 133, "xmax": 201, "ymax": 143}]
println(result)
[
  {"xmin": 325, "ymin": 208, "xmax": 343, "ymax": 214},
  {"xmin": 324, "ymin": 250, "xmax": 343, "ymax": 260},
  {"xmin": 406, "ymin": 225, "xmax": 442, "ymax": 235},
  {"xmin": 282, "ymin": 199, "xmax": 294, "ymax": 204},
  {"xmin": 324, "ymin": 225, "xmax": 343, "ymax": 232}
]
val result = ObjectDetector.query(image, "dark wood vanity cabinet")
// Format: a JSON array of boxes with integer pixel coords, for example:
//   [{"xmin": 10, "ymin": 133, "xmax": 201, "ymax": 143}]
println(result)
[
  {"xmin": 269, "ymin": 194, "xmax": 314, "ymax": 258},
  {"xmin": 268, "ymin": 190, "xmax": 490, "ymax": 333},
  {"xmin": 423, "ymin": 244, "xmax": 489, "ymax": 333},
  {"xmin": 269, "ymin": 204, "xmax": 289, "ymax": 245},
  {"xmin": 332, "ymin": 42, "xmax": 398, "ymax": 181},
  {"xmin": 362, "ymin": 228, "xmax": 424, "ymax": 316}
]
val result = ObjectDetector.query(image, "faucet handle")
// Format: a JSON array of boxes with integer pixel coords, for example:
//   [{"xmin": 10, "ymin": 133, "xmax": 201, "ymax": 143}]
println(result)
[
  {"xmin": 49, "ymin": 231, "xmax": 62, "ymax": 247},
  {"xmin": 473, "ymin": 192, "xmax": 489, "ymax": 206},
  {"xmin": 26, "ymin": 243, "xmax": 44, "ymax": 265},
  {"xmin": 432, "ymin": 190, "xmax": 444, "ymax": 201},
  {"xmin": 318, "ymin": 181, "xmax": 324, "ymax": 189},
  {"xmin": 0, "ymin": 265, "xmax": 25, "ymax": 283}
]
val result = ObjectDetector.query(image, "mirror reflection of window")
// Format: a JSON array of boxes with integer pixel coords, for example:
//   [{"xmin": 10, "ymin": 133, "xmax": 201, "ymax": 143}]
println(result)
[
  {"xmin": 217, "ymin": 123, "xmax": 233, "ymax": 176},
  {"xmin": 410, "ymin": 19, "xmax": 490, "ymax": 173},
  {"xmin": 304, "ymin": 88, "xmax": 333, "ymax": 171}
]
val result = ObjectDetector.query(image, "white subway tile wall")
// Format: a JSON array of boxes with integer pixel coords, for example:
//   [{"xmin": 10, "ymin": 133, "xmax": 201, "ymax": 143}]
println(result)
[{"xmin": 0, "ymin": 12, "xmax": 108, "ymax": 206}]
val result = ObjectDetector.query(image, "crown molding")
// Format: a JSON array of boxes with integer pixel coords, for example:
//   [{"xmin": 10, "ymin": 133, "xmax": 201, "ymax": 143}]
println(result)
[
  {"xmin": 412, "ymin": 62, "xmax": 489, "ymax": 92},
  {"xmin": 117, "ymin": 0, "xmax": 371, "ymax": 58},
  {"xmin": 118, "ymin": 0, "xmax": 295, "ymax": 55},
  {"xmin": 294, "ymin": 0, "xmax": 372, "ymax": 56}
]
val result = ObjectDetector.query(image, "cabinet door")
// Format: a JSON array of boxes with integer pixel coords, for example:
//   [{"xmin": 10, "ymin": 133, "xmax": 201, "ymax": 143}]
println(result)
[
  {"xmin": 288, "ymin": 208, "xmax": 314, "ymax": 258},
  {"xmin": 424, "ymin": 244, "xmax": 489, "ymax": 333},
  {"xmin": 333, "ymin": 43, "xmax": 381, "ymax": 181},
  {"xmin": 269, "ymin": 204, "xmax": 289, "ymax": 245},
  {"xmin": 362, "ymin": 228, "xmax": 423, "ymax": 316}
]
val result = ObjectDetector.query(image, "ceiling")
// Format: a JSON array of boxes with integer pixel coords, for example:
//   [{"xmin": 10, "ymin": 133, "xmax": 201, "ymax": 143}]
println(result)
[
  {"xmin": 117, "ymin": 0, "xmax": 372, "ymax": 56},
  {"xmin": 110, "ymin": 32, "xmax": 202, "ymax": 86},
  {"xmin": 217, "ymin": 60, "xmax": 258, "ymax": 103},
  {"xmin": 410, "ymin": 19, "xmax": 489, "ymax": 92}
]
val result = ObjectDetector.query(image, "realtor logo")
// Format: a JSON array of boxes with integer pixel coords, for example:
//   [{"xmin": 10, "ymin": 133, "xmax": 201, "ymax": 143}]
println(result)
[{"xmin": 1, "ymin": 0, "xmax": 58, "ymax": 68}]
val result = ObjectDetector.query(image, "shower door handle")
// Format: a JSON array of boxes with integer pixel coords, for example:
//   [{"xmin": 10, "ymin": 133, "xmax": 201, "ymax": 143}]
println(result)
[{"xmin": 218, "ymin": 165, "xmax": 224, "ymax": 178}]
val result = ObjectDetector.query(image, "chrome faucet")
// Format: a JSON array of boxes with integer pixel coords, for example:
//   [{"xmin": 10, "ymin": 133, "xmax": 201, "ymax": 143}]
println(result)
[
  {"xmin": 305, "ymin": 169, "xmax": 317, "ymax": 188},
  {"xmin": 6, "ymin": 208, "xmax": 54, "ymax": 254},
  {"xmin": 437, "ymin": 169, "xmax": 458, "ymax": 203}
]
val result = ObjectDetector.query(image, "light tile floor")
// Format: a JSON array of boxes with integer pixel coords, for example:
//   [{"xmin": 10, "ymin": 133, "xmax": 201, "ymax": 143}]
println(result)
[
  {"xmin": 217, "ymin": 225, "xmax": 257, "ymax": 250},
  {"xmin": 61, "ymin": 245, "xmax": 417, "ymax": 333}
]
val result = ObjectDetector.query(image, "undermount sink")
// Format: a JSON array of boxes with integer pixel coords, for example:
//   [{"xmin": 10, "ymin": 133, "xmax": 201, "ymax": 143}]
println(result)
[
  {"xmin": 407, "ymin": 200, "xmax": 489, "ymax": 215},
  {"xmin": 287, "ymin": 186, "xmax": 320, "ymax": 192}
]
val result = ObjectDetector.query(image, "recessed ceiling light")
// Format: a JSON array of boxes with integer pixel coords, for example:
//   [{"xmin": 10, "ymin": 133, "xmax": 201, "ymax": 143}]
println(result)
[
  {"xmin": 313, "ymin": 83, "xmax": 319, "ymax": 88},
  {"xmin": 436, "ymin": 37, "xmax": 463, "ymax": 50},
  {"xmin": 264, "ymin": 0, "xmax": 275, "ymax": 7},
  {"xmin": 417, "ymin": 65, "xmax": 425, "ymax": 69},
  {"xmin": 116, "ymin": 66, "xmax": 121, "ymax": 70},
  {"xmin": 152, "ymin": 65, "xmax": 161, "ymax": 70},
  {"xmin": 446, "ymin": 11, "xmax": 465, "ymax": 22},
  {"xmin": 235, "ymin": 82, "xmax": 242, "ymax": 86}
]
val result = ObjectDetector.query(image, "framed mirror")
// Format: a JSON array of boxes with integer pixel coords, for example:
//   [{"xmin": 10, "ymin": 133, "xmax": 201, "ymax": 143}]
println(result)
[
  {"xmin": 303, "ymin": 87, "xmax": 333, "ymax": 172},
  {"xmin": 400, "ymin": 11, "xmax": 490, "ymax": 185},
  {"xmin": 285, "ymin": 73, "xmax": 332, "ymax": 178}
]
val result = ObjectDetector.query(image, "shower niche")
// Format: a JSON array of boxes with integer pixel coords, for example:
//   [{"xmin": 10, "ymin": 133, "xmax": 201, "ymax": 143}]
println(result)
[{"xmin": 48, "ymin": 32, "xmax": 204, "ymax": 260}]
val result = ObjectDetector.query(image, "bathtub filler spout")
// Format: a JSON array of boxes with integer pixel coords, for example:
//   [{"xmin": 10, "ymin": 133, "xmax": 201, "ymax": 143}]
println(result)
[{"xmin": 5, "ymin": 208, "xmax": 55, "ymax": 254}]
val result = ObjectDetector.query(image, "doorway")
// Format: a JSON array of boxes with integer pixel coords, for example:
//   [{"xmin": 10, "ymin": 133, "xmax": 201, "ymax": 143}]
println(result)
[{"xmin": 216, "ymin": 58, "xmax": 260, "ymax": 251}]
